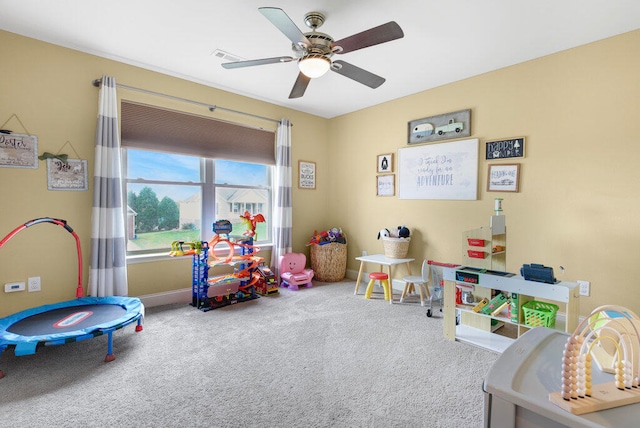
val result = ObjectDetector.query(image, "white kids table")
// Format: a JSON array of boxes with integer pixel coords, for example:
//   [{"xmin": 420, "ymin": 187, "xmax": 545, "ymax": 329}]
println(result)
[{"xmin": 353, "ymin": 254, "xmax": 415, "ymax": 302}]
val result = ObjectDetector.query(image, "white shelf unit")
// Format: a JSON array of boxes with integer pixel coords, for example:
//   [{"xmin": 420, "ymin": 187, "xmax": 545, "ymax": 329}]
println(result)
[{"xmin": 442, "ymin": 267, "xmax": 580, "ymax": 353}]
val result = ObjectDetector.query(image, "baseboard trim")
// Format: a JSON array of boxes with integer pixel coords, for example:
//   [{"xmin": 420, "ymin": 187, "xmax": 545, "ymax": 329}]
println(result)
[
  {"xmin": 140, "ymin": 270, "xmax": 407, "ymax": 308},
  {"xmin": 139, "ymin": 288, "xmax": 191, "ymax": 308}
]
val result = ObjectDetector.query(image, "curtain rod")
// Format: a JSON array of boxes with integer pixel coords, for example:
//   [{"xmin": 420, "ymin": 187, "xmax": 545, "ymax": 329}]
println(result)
[{"xmin": 92, "ymin": 78, "xmax": 282, "ymax": 125}]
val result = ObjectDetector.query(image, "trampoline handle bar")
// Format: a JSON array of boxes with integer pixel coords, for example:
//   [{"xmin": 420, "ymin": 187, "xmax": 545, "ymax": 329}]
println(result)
[{"xmin": 0, "ymin": 217, "xmax": 84, "ymax": 298}]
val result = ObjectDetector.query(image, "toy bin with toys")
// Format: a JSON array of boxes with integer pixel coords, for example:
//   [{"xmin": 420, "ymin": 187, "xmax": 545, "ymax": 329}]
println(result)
[
  {"xmin": 378, "ymin": 225, "xmax": 411, "ymax": 259},
  {"xmin": 308, "ymin": 227, "xmax": 347, "ymax": 282}
]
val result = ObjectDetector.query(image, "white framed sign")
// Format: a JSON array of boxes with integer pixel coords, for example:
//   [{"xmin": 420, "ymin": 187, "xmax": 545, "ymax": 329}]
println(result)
[
  {"xmin": 398, "ymin": 138, "xmax": 478, "ymax": 200},
  {"xmin": 298, "ymin": 160, "xmax": 316, "ymax": 189},
  {"xmin": 47, "ymin": 158, "xmax": 88, "ymax": 191},
  {"xmin": 376, "ymin": 174, "xmax": 395, "ymax": 197},
  {"xmin": 0, "ymin": 133, "xmax": 38, "ymax": 168}
]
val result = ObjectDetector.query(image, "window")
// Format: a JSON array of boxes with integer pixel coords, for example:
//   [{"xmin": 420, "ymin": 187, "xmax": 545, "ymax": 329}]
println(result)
[
  {"xmin": 124, "ymin": 149, "xmax": 272, "ymax": 255},
  {"xmin": 119, "ymin": 101, "xmax": 276, "ymax": 257}
]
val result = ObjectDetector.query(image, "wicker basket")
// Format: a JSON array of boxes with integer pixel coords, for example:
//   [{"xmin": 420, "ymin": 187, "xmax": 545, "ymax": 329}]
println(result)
[
  {"xmin": 310, "ymin": 242, "xmax": 347, "ymax": 282},
  {"xmin": 382, "ymin": 236, "xmax": 411, "ymax": 258},
  {"xmin": 522, "ymin": 300, "xmax": 559, "ymax": 328}
]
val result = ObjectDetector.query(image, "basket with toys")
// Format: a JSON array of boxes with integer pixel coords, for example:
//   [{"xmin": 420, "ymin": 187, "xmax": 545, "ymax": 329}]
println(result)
[
  {"xmin": 378, "ymin": 226, "xmax": 411, "ymax": 258},
  {"xmin": 308, "ymin": 227, "xmax": 347, "ymax": 282}
]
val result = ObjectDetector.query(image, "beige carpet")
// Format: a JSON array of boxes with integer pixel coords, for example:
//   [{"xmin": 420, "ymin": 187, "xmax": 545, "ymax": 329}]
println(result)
[{"xmin": 0, "ymin": 280, "xmax": 498, "ymax": 427}]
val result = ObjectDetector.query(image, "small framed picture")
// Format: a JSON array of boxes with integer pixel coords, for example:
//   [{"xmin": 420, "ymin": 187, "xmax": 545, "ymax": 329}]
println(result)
[
  {"xmin": 377, "ymin": 153, "xmax": 393, "ymax": 173},
  {"xmin": 487, "ymin": 163, "xmax": 520, "ymax": 192},
  {"xmin": 47, "ymin": 158, "xmax": 89, "ymax": 191},
  {"xmin": 376, "ymin": 174, "xmax": 395, "ymax": 197},
  {"xmin": 298, "ymin": 160, "xmax": 316, "ymax": 189}
]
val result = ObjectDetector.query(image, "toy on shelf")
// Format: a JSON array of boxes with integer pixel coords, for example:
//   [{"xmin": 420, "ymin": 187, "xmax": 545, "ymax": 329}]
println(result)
[
  {"xmin": 240, "ymin": 211, "xmax": 265, "ymax": 240},
  {"xmin": 213, "ymin": 219, "xmax": 232, "ymax": 238},
  {"xmin": 254, "ymin": 263, "xmax": 279, "ymax": 296},
  {"xmin": 278, "ymin": 253, "xmax": 314, "ymax": 291},
  {"xmin": 549, "ymin": 305, "xmax": 640, "ymax": 415},
  {"xmin": 169, "ymin": 240, "xmax": 202, "ymax": 257}
]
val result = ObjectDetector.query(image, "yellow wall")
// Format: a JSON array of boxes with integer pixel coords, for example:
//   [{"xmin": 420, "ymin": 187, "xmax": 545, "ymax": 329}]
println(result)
[
  {"xmin": 1, "ymin": 29, "xmax": 639, "ymax": 318},
  {"xmin": 328, "ymin": 29, "xmax": 640, "ymax": 316},
  {"xmin": 0, "ymin": 30, "xmax": 330, "ymax": 316}
]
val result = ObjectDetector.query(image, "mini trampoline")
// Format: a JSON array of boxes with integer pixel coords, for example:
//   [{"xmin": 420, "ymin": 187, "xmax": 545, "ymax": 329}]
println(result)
[{"xmin": 0, "ymin": 218, "xmax": 144, "ymax": 379}]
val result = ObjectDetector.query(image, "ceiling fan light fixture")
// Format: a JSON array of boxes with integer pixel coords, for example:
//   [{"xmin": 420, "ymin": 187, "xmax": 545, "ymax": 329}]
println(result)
[{"xmin": 298, "ymin": 55, "xmax": 331, "ymax": 78}]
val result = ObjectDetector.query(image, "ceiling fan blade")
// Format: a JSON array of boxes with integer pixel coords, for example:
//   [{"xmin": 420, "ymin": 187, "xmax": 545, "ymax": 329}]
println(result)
[
  {"xmin": 332, "ymin": 21, "xmax": 404, "ymax": 54},
  {"xmin": 331, "ymin": 60, "xmax": 385, "ymax": 89},
  {"xmin": 289, "ymin": 73, "xmax": 311, "ymax": 99},
  {"xmin": 259, "ymin": 7, "xmax": 311, "ymax": 49},
  {"xmin": 222, "ymin": 56, "xmax": 294, "ymax": 69}
]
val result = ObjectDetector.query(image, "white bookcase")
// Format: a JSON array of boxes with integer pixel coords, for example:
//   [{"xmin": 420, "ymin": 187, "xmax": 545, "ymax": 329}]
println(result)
[{"xmin": 442, "ymin": 266, "xmax": 580, "ymax": 353}]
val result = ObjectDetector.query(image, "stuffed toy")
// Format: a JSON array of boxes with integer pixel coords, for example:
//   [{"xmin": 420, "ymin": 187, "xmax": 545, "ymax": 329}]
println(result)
[
  {"xmin": 377, "ymin": 228, "xmax": 391, "ymax": 239},
  {"xmin": 397, "ymin": 226, "xmax": 410, "ymax": 238}
]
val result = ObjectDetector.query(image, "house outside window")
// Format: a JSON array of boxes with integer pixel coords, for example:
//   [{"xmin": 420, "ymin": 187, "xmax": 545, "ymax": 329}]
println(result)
[{"xmin": 124, "ymin": 149, "xmax": 272, "ymax": 255}]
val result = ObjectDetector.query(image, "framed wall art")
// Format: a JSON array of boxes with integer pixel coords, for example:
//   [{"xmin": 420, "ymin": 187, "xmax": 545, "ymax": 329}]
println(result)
[
  {"xmin": 407, "ymin": 109, "xmax": 471, "ymax": 144},
  {"xmin": 298, "ymin": 160, "xmax": 316, "ymax": 189},
  {"xmin": 0, "ymin": 132, "xmax": 38, "ymax": 168},
  {"xmin": 47, "ymin": 158, "xmax": 88, "ymax": 191},
  {"xmin": 376, "ymin": 174, "xmax": 395, "ymax": 197},
  {"xmin": 485, "ymin": 137, "xmax": 526, "ymax": 160},
  {"xmin": 397, "ymin": 138, "xmax": 479, "ymax": 200},
  {"xmin": 377, "ymin": 153, "xmax": 393, "ymax": 173},
  {"xmin": 487, "ymin": 163, "xmax": 520, "ymax": 192}
]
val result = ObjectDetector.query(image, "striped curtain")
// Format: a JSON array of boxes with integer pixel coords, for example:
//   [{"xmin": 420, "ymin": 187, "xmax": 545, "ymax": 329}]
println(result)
[
  {"xmin": 270, "ymin": 119, "xmax": 293, "ymax": 277},
  {"xmin": 88, "ymin": 76, "xmax": 128, "ymax": 296}
]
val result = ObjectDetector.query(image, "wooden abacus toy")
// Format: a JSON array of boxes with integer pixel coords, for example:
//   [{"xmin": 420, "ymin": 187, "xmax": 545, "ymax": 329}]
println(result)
[{"xmin": 549, "ymin": 305, "xmax": 640, "ymax": 414}]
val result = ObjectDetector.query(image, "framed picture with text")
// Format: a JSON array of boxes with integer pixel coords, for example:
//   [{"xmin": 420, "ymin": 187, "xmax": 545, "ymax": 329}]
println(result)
[
  {"xmin": 487, "ymin": 163, "xmax": 520, "ymax": 192},
  {"xmin": 376, "ymin": 174, "xmax": 395, "ymax": 197},
  {"xmin": 298, "ymin": 160, "xmax": 316, "ymax": 189}
]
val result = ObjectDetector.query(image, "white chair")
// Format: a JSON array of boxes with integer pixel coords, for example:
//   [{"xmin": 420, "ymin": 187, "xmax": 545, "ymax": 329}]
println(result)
[{"xmin": 400, "ymin": 259, "xmax": 430, "ymax": 306}]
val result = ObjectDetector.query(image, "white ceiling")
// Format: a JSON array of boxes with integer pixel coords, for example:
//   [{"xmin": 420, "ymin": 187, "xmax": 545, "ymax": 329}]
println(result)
[{"xmin": 1, "ymin": 0, "xmax": 639, "ymax": 118}]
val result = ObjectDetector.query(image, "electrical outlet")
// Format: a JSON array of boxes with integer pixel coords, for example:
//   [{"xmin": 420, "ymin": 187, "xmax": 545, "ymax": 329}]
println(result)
[
  {"xmin": 4, "ymin": 282, "xmax": 25, "ymax": 292},
  {"xmin": 28, "ymin": 276, "xmax": 41, "ymax": 292},
  {"xmin": 577, "ymin": 280, "xmax": 590, "ymax": 297}
]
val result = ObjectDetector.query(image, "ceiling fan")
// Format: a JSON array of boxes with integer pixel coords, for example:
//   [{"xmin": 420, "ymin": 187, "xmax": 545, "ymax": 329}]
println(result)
[{"xmin": 222, "ymin": 7, "xmax": 404, "ymax": 99}]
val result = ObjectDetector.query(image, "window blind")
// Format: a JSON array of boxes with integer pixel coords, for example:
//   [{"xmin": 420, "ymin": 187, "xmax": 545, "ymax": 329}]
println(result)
[{"xmin": 120, "ymin": 101, "xmax": 275, "ymax": 165}]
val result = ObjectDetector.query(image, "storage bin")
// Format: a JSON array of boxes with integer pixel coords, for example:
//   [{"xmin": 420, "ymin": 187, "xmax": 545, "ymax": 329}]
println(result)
[
  {"xmin": 382, "ymin": 236, "xmax": 410, "ymax": 258},
  {"xmin": 467, "ymin": 238, "xmax": 485, "ymax": 247},
  {"xmin": 522, "ymin": 300, "xmax": 559, "ymax": 328},
  {"xmin": 310, "ymin": 242, "xmax": 347, "ymax": 282},
  {"xmin": 467, "ymin": 249, "xmax": 486, "ymax": 259}
]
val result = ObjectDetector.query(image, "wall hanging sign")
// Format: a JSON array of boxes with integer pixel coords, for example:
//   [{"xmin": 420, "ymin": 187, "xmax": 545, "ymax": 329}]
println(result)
[
  {"xmin": 47, "ymin": 158, "xmax": 88, "ymax": 191},
  {"xmin": 0, "ymin": 133, "xmax": 38, "ymax": 168},
  {"xmin": 398, "ymin": 138, "xmax": 478, "ymax": 200},
  {"xmin": 487, "ymin": 163, "xmax": 520, "ymax": 192},
  {"xmin": 0, "ymin": 113, "xmax": 38, "ymax": 168},
  {"xmin": 377, "ymin": 153, "xmax": 393, "ymax": 173},
  {"xmin": 298, "ymin": 160, "xmax": 316, "ymax": 189},
  {"xmin": 485, "ymin": 137, "xmax": 525, "ymax": 160},
  {"xmin": 376, "ymin": 174, "xmax": 395, "ymax": 197},
  {"xmin": 407, "ymin": 109, "xmax": 471, "ymax": 144}
]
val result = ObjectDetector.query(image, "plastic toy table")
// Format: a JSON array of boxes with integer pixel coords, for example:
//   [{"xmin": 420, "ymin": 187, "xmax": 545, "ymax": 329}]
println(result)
[
  {"xmin": 483, "ymin": 327, "xmax": 639, "ymax": 427},
  {"xmin": 353, "ymin": 254, "xmax": 414, "ymax": 302}
]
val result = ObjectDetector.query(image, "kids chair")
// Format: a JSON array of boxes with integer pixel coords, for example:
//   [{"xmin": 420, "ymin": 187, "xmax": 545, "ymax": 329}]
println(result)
[
  {"xmin": 278, "ymin": 253, "xmax": 314, "ymax": 291},
  {"xmin": 364, "ymin": 272, "xmax": 393, "ymax": 304},
  {"xmin": 400, "ymin": 259, "xmax": 430, "ymax": 306}
]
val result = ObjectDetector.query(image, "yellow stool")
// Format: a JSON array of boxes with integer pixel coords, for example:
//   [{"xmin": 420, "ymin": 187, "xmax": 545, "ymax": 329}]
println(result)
[{"xmin": 364, "ymin": 272, "xmax": 393, "ymax": 304}]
